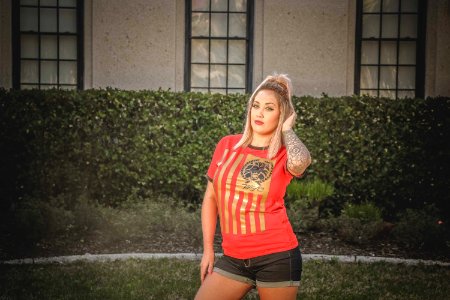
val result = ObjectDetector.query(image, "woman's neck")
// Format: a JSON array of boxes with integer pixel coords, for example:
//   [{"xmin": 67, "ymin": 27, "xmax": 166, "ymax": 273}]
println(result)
[{"xmin": 250, "ymin": 133, "xmax": 272, "ymax": 147}]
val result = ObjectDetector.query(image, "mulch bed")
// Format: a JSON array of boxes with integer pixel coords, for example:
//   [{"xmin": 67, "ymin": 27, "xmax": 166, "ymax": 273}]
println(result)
[{"xmin": 3, "ymin": 230, "xmax": 448, "ymax": 263}]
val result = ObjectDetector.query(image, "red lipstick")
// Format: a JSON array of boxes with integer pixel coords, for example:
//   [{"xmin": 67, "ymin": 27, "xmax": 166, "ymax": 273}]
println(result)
[{"xmin": 255, "ymin": 120, "xmax": 264, "ymax": 125}]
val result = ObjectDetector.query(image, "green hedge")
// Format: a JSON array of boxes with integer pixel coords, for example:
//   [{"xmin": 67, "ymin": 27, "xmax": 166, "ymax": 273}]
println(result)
[{"xmin": 0, "ymin": 88, "xmax": 448, "ymax": 220}]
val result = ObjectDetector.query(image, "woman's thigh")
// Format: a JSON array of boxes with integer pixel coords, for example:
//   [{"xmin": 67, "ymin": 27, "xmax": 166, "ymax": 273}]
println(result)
[
  {"xmin": 195, "ymin": 272, "xmax": 253, "ymax": 300},
  {"xmin": 257, "ymin": 286, "xmax": 299, "ymax": 300}
]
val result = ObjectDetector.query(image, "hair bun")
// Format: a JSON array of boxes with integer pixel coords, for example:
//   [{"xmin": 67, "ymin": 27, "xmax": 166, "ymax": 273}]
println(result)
[{"xmin": 264, "ymin": 73, "xmax": 292, "ymax": 98}]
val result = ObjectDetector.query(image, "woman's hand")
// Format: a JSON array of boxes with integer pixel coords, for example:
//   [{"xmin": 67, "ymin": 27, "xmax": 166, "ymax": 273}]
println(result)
[
  {"xmin": 199, "ymin": 249, "xmax": 215, "ymax": 283},
  {"xmin": 282, "ymin": 111, "xmax": 297, "ymax": 132}
]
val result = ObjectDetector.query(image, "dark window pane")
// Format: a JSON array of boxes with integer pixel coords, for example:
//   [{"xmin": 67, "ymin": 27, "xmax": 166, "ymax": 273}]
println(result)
[
  {"xmin": 21, "ymin": 34, "xmax": 39, "ymax": 58},
  {"xmin": 380, "ymin": 41, "xmax": 397, "ymax": 65},
  {"xmin": 40, "ymin": 8, "xmax": 57, "ymax": 32},
  {"xmin": 211, "ymin": 0, "xmax": 227, "ymax": 11},
  {"xmin": 41, "ymin": 35, "xmax": 58, "ymax": 59},
  {"xmin": 230, "ymin": 0, "xmax": 247, "ymax": 12},
  {"xmin": 21, "ymin": 60, "xmax": 39, "ymax": 83},
  {"xmin": 363, "ymin": 0, "xmax": 381, "ymax": 12},
  {"xmin": 41, "ymin": 61, "xmax": 58, "ymax": 84},
  {"xmin": 229, "ymin": 13, "xmax": 246, "ymax": 37},
  {"xmin": 192, "ymin": 0, "xmax": 209, "ymax": 11},
  {"xmin": 360, "ymin": 66, "xmax": 378, "ymax": 89},
  {"xmin": 400, "ymin": 15, "xmax": 417, "ymax": 38},
  {"xmin": 398, "ymin": 66, "xmax": 415, "ymax": 89},
  {"xmin": 191, "ymin": 39, "xmax": 210, "ymax": 63},
  {"xmin": 20, "ymin": 7, "xmax": 38, "ymax": 31},
  {"xmin": 360, "ymin": 89, "xmax": 379, "ymax": 97},
  {"xmin": 41, "ymin": 0, "xmax": 57, "ymax": 6},
  {"xmin": 60, "ymin": 0, "xmax": 77, "ymax": 7},
  {"xmin": 210, "ymin": 65, "xmax": 227, "ymax": 88},
  {"xmin": 211, "ymin": 13, "xmax": 227, "ymax": 37},
  {"xmin": 401, "ymin": 0, "xmax": 418, "ymax": 12},
  {"xmin": 60, "ymin": 35, "xmax": 77, "ymax": 59},
  {"xmin": 191, "ymin": 64, "xmax": 209, "ymax": 87},
  {"xmin": 60, "ymin": 61, "xmax": 77, "ymax": 84},
  {"xmin": 380, "ymin": 66, "xmax": 397, "ymax": 89},
  {"xmin": 379, "ymin": 90, "xmax": 396, "ymax": 98},
  {"xmin": 211, "ymin": 40, "xmax": 227, "ymax": 63},
  {"xmin": 60, "ymin": 9, "xmax": 77, "ymax": 33},
  {"xmin": 229, "ymin": 40, "xmax": 246, "ymax": 64},
  {"xmin": 399, "ymin": 42, "xmax": 416, "ymax": 65},
  {"xmin": 361, "ymin": 41, "xmax": 379, "ymax": 64},
  {"xmin": 383, "ymin": 0, "xmax": 399, "ymax": 12},
  {"xmin": 362, "ymin": 15, "xmax": 380, "ymax": 38},
  {"xmin": 210, "ymin": 89, "xmax": 227, "ymax": 94},
  {"xmin": 228, "ymin": 65, "xmax": 245, "ymax": 88},
  {"xmin": 397, "ymin": 90, "xmax": 415, "ymax": 98},
  {"xmin": 192, "ymin": 13, "xmax": 210, "ymax": 36},
  {"xmin": 381, "ymin": 14, "xmax": 398, "ymax": 38},
  {"xmin": 21, "ymin": 0, "xmax": 38, "ymax": 5}
]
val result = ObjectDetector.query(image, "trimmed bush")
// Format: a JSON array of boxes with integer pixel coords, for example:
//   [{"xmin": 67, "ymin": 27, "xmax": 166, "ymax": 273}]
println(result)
[
  {"xmin": 341, "ymin": 202, "xmax": 382, "ymax": 224},
  {"xmin": 392, "ymin": 204, "xmax": 448, "ymax": 250},
  {"xmin": 320, "ymin": 202, "xmax": 384, "ymax": 244},
  {"xmin": 0, "ymin": 89, "xmax": 448, "ymax": 222},
  {"xmin": 286, "ymin": 178, "xmax": 334, "ymax": 232}
]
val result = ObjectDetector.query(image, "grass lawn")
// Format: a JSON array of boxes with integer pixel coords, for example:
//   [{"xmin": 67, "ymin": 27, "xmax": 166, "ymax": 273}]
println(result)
[{"xmin": 1, "ymin": 258, "xmax": 449, "ymax": 300}]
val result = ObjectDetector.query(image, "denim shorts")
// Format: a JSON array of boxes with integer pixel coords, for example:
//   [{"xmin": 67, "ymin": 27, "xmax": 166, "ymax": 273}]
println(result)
[{"xmin": 213, "ymin": 247, "xmax": 302, "ymax": 288}]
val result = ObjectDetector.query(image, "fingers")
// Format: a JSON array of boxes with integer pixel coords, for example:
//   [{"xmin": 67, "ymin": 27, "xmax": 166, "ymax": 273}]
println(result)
[
  {"xmin": 200, "ymin": 259, "xmax": 215, "ymax": 283},
  {"xmin": 200, "ymin": 262, "xmax": 210, "ymax": 283},
  {"xmin": 200, "ymin": 262, "xmax": 207, "ymax": 282}
]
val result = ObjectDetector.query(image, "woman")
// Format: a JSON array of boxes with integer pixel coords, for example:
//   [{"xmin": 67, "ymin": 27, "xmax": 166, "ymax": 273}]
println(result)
[{"xmin": 195, "ymin": 74, "xmax": 311, "ymax": 300}]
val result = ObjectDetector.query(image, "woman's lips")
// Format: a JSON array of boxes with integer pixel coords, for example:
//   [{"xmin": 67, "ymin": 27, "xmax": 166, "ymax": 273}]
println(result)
[{"xmin": 255, "ymin": 120, "xmax": 264, "ymax": 125}]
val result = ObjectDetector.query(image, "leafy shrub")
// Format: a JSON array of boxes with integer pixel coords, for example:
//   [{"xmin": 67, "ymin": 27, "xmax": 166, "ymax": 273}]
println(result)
[
  {"xmin": 1, "ymin": 192, "xmax": 202, "ymax": 259},
  {"xmin": 392, "ymin": 204, "xmax": 449, "ymax": 250},
  {"xmin": 286, "ymin": 178, "xmax": 334, "ymax": 232},
  {"xmin": 287, "ymin": 178, "xmax": 334, "ymax": 208},
  {"xmin": 320, "ymin": 202, "xmax": 384, "ymax": 244},
  {"xmin": 341, "ymin": 202, "xmax": 382, "ymax": 223},
  {"xmin": 0, "ymin": 89, "xmax": 448, "ymax": 222}
]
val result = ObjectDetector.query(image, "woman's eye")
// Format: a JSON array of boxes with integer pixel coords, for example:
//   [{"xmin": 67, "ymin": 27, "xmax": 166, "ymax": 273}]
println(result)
[
  {"xmin": 252, "ymin": 104, "xmax": 259, "ymax": 109},
  {"xmin": 265, "ymin": 107, "xmax": 274, "ymax": 111}
]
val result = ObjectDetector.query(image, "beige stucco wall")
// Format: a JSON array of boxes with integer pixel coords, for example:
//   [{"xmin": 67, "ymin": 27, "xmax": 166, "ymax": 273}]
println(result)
[
  {"xmin": 426, "ymin": 0, "xmax": 450, "ymax": 97},
  {"xmin": 89, "ymin": 0, "xmax": 184, "ymax": 90},
  {"xmin": 1, "ymin": 0, "xmax": 449, "ymax": 97},
  {"xmin": 0, "ymin": 0, "xmax": 12, "ymax": 89},
  {"xmin": 255, "ymin": 0, "xmax": 355, "ymax": 97}
]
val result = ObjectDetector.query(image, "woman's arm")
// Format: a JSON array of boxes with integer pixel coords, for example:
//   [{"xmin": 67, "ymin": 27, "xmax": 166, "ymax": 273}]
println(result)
[
  {"xmin": 282, "ymin": 113, "xmax": 312, "ymax": 176},
  {"xmin": 199, "ymin": 181, "xmax": 218, "ymax": 283}
]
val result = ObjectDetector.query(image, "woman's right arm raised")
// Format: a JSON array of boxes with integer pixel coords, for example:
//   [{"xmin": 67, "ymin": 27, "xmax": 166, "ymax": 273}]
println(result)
[{"xmin": 199, "ymin": 181, "xmax": 218, "ymax": 283}]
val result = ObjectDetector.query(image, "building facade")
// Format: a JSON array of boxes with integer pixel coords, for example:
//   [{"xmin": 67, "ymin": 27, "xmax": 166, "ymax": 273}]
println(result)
[{"xmin": 1, "ymin": 0, "xmax": 449, "ymax": 98}]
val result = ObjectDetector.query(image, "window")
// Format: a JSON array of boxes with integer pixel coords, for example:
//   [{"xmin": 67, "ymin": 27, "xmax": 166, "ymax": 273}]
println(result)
[
  {"xmin": 185, "ymin": 0, "xmax": 253, "ymax": 94},
  {"xmin": 355, "ymin": 0, "xmax": 426, "ymax": 99},
  {"xmin": 12, "ymin": 0, "xmax": 84, "ymax": 90}
]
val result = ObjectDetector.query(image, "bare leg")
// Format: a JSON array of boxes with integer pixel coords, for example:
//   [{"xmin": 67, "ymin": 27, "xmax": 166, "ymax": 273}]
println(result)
[
  {"xmin": 195, "ymin": 272, "xmax": 253, "ymax": 300},
  {"xmin": 257, "ymin": 286, "xmax": 299, "ymax": 300}
]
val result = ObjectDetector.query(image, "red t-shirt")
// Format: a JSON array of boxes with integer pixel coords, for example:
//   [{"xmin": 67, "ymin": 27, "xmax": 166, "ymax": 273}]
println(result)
[{"xmin": 207, "ymin": 134, "xmax": 300, "ymax": 259}]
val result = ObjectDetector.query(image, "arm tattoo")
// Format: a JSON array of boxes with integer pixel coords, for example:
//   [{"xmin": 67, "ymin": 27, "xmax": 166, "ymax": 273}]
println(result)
[{"xmin": 282, "ymin": 129, "xmax": 311, "ymax": 176}]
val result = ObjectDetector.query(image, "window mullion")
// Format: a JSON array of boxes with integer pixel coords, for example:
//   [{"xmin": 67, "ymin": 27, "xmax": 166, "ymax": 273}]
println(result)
[
  {"xmin": 57, "ymin": 0, "xmax": 60, "ymax": 88},
  {"xmin": 226, "ymin": 0, "xmax": 230, "ymax": 94},
  {"xmin": 38, "ymin": 0, "xmax": 41, "ymax": 88},
  {"xmin": 395, "ymin": 1, "xmax": 401, "ymax": 99},
  {"xmin": 377, "ymin": 0, "xmax": 383, "ymax": 98},
  {"xmin": 207, "ymin": 0, "xmax": 212, "ymax": 92}
]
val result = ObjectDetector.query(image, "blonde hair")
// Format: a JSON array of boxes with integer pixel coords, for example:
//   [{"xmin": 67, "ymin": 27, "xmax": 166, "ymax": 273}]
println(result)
[{"xmin": 234, "ymin": 73, "xmax": 295, "ymax": 159}]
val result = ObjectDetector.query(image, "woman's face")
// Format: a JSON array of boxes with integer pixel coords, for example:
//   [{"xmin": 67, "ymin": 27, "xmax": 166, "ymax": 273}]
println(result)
[{"xmin": 250, "ymin": 89, "xmax": 281, "ymax": 137}]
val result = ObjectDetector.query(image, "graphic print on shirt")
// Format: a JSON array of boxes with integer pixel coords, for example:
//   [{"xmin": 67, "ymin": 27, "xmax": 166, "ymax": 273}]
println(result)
[
  {"xmin": 240, "ymin": 159, "xmax": 273, "ymax": 192},
  {"xmin": 215, "ymin": 152, "xmax": 274, "ymax": 235}
]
